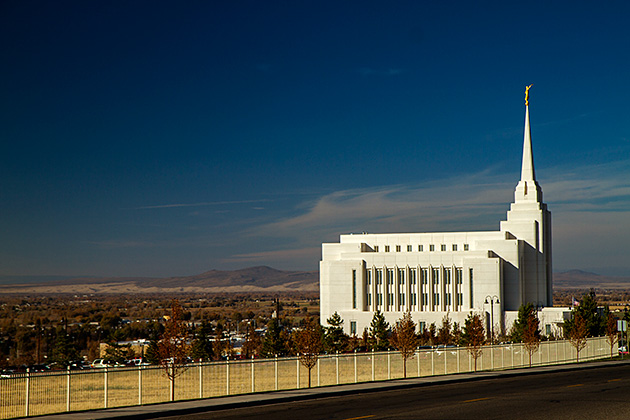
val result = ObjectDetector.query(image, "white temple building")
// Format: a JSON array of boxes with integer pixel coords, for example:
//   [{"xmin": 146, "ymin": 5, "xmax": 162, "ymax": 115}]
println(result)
[{"xmin": 319, "ymin": 92, "xmax": 569, "ymax": 338}]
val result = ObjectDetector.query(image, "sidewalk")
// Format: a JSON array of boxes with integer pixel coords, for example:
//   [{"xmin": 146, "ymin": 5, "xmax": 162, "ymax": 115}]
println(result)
[{"xmin": 27, "ymin": 358, "xmax": 630, "ymax": 420}]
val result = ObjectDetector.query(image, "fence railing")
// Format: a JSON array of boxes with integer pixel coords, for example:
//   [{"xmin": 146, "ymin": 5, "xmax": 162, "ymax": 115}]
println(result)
[{"xmin": 0, "ymin": 337, "xmax": 613, "ymax": 419}]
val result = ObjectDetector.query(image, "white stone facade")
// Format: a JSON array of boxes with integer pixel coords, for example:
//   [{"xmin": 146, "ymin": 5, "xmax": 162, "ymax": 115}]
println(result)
[{"xmin": 320, "ymin": 102, "xmax": 557, "ymax": 337}]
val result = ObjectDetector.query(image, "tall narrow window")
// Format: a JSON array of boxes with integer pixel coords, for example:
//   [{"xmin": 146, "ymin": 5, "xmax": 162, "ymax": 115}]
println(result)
[
  {"xmin": 452, "ymin": 244, "xmax": 458, "ymax": 251},
  {"xmin": 351, "ymin": 321, "xmax": 357, "ymax": 335},
  {"xmin": 418, "ymin": 245, "xmax": 424, "ymax": 252},
  {"xmin": 366, "ymin": 270, "xmax": 372, "ymax": 307},
  {"xmin": 396, "ymin": 245, "xmax": 401, "ymax": 252},
  {"xmin": 469, "ymin": 268, "xmax": 474, "ymax": 309},
  {"xmin": 376, "ymin": 269, "xmax": 383, "ymax": 307},
  {"xmin": 440, "ymin": 244, "xmax": 446, "ymax": 251},
  {"xmin": 429, "ymin": 244, "xmax": 435, "ymax": 251},
  {"xmin": 385, "ymin": 245, "xmax": 390, "ymax": 252},
  {"xmin": 352, "ymin": 269, "xmax": 357, "ymax": 309},
  {"xmin": 407, "ymin": 245, "xmax": 412, "ymax": 252}
]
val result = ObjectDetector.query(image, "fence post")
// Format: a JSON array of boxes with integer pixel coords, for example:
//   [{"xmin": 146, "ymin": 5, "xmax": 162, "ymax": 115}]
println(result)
[
  {"xmin": 317, "ymin": 357, "xmax": 320, "ymax": 387},
  {"xmin": 354, "ymin": 350, "xmax": 357, "ymax": 383},
  {"xmin": 274, "ymin": 355, "xmax": 278, "ymax": 391},
  {"xmin": 66, "ymin": 366, "xmax": 71, "ymax": 412},
  {"xmin": 457, "ymin": 345, "xmax": 460, "ymax": 373},
  {"xmin": 371, "ymin": 349, "xmax": 375, "ymax": 381},
  {"xmin": 251, "ymin": 356, "xmax": 255, "ymax": 393},
  {"xmin": 139, "ymin": 365, "xmax": 143, "ymax": 405},
  {"xmin": 511, "ymin": 344, "xmax": 514, "ymax": 368},
  {"xmin": 226, "ymin": 358, "xmax": 230, "ymax": 396},
  {"xmin": 336, "ymin": 351, "xmax": 339, "ymax": 385},
  {"xmin": 444, "ymin": 347, "xmax": 447, "ymax": 374},
  {"xmin": 431, "ymin": 349, "xmax": 434, "ymax": 376},
  {"xmin": 25, "ymin": 368, "xmax": 30, "ymax": 418},
  {"xmin": 387, "ymin": 350, "xmax": 391, "ymax": 380},
  {"xmin": 520, "ymin": 342, "xmax": 524, "ymax": 367},
  {"xmin": 297, "ymin": 357, "xmax": 300, "ymax": 389},
  {"xmin": 199, "ymin": 361, "xmax": 203, "ymax": 399},
  {"xmin": 491, "ymin": 345, "xmax": 494, "ymax": 370},
  {"xmin": 104, "ymin": 367, "xmax": 108, "ymax": 409},
  {"xmin": 417, "ymin": 348, "xmax": 420, "ymax": 377}
]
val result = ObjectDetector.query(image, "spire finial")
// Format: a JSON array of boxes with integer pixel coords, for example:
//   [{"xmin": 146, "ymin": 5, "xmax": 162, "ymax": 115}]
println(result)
[{"xmin": 524, "ymin": 84, "xmax": 533, "ymax": 106}]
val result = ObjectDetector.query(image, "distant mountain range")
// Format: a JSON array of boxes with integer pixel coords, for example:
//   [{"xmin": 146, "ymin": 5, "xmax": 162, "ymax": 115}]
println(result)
[
  {"xmin": 0, "ymin": 266, "xmax": 318, "ymax": 294},
  {"xmin": 0, "ymin": 267, "xmax": 628, "ymax": 295},
  {"xmin": 553, "ymin": 270, "xmax": 630, "ymax": 289}
]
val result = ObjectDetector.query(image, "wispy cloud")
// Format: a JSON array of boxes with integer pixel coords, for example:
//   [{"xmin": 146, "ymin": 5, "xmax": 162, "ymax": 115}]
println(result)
[
  {"xmin": 236, "ymin": 159, "xmax": 630, "ymax": 273},
  {"xmin": 134, "ymin": 199, "xmax": 270, "ymax": 210},
  {"xmin": 87, "ymin": 240, "xmax": 161, "ymax": 249},
  {"xmin": 223, "ymin": 247, "xmax": 321, "ymax": 265}
]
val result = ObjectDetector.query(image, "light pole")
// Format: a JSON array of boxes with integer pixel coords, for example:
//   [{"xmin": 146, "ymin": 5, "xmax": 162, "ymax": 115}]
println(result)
[{"xmin": 485, "ymin": 295, "xmax": 500, "ymax": 344}]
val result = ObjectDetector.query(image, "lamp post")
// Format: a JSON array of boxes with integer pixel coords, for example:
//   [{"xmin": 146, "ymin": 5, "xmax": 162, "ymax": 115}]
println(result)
[{"xmin": 485, "ymin": 295, "xmax": 500, "ymax": 344}]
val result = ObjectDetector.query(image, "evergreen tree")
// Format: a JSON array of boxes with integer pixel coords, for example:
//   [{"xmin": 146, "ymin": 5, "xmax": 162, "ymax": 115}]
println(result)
[
  {"xmin": 324, "ymin": 312, "xmax": 348, "ymax": 353},
  {"xmin": 368, "ymin": 310, "xmax": 390, "ymax": 351},
  {"xmin": 511, "ymin": 303, "xmax": 536, "ymax": 342},
  {"xmin": 51, "ymin": 327, "xmax": 78, "ymax": 366},
  {"xmin": 190, "ymin": 321, "xmax": 214, "ymax": 361},
  {"xmin": 564, "ymin": 290, "xmax": 605, "ymax": 338},
  {"xmin": 261, "ymin": 318, "xmax": 288, "ymax": 357}
]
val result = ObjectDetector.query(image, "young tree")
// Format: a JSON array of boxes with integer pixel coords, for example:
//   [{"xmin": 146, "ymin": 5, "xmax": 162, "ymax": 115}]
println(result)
[
  {"xmin": 566, "ymin": 312, "xmax": 588, "ymax": 362},
  {"xmin": 293, "ymin": 316, "xmax": 323, "ymax": 387},
  {"xmin": 605, "ymin": 311, "xmax": 619, "ymax": 359},
  {"xmin": 462, "ymin": 313, "xmax": 485, "ymax": 372},
  {"xmin": 436, "ymin": 315, "xmax": 453, "ymax": 345},
  {"xmin": 452, "ymin": 322, "xmax": 463, "ymax": 346},
  {"xmin": 324, "ymin": 312, "xmax": 348, "ymax": 353},
  {"xmin": 368, "ymin": 311, "xmax": 390, "ymax": 351},
  {"xmin": 390, "ymin": 312, "xmax": 418, "ymax": 378},
  {"xmin": 241, "ymin": 323, "xmax": 262, "ymax": 359},
  {"xmin": 157, "ymin": 300, "xmax": 191, "ymax": 401},
  {"xmin": 522, "ymin": 311, "xmax": 541, "ymax": 367}
]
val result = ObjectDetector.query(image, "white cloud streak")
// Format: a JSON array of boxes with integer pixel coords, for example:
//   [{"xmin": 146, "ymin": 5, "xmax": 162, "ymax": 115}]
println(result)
[
  {"xmin": 134, "ymin": 199, "xmax": 270, "ymax": 210},
  {"xmin": 233, "ymin": 159, "xmax": 630, "ymax": 275}
]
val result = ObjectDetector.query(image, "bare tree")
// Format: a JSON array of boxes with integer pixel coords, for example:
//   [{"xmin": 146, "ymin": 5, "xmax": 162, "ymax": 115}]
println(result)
[
  {"xmin": 390, "ymin": 312, "xmax": 418, "ymax": 378},
  {"xmin": 462, "ymin": 313, "xmax": 485, "ymax": 372},
  {"xmin": 522, "ymin": 311, "xmax": 541, "ymax": 367},
  {"xmin": 605, "ymin": 312, "xmax": 619, "ymax": 359},
  {"xmin": 568, "ymin": 312, "xmax": 588, "ymax": 363},
  {"xmin": 293, "ymin": 316, "xmax": 323, "ymax": 387},
  {"xmin": 157, "ymin": 300, "xmax": 191, "ymax": 401}
]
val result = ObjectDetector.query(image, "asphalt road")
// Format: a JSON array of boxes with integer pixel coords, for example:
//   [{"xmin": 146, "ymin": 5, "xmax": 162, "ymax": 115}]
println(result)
[{"xmin": 161, "ymin": 363, "xmax": 630, "ymax": 420}]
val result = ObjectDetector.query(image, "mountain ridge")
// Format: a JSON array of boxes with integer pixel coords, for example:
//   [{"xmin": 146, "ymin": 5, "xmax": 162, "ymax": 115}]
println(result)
[{"xmin": 1, "ymin": 268, "xmax": 629, "ymax": 294}]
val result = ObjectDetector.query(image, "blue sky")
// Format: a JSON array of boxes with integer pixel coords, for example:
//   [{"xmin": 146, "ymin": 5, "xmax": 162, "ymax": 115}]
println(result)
[{"xmin": 1, "ymin": 1, "xmax": 629, "ymax": 278}]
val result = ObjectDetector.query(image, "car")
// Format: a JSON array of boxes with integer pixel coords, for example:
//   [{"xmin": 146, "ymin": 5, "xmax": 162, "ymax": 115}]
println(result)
[
  {"xmin": 126, "ymin": 358, "xmax": 150, "ymax": 367},
  {"xmin": 91, "ymin": 359, "xmax": 113, "ymax": 368}
]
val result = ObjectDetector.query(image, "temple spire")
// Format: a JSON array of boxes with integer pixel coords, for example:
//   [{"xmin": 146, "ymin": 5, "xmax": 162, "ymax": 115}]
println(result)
[
  {"xmin": 512, "ymin": 85, "xmax": 542, "ymax": 203},
  {"xmin": 521, "ymin": 101, "xmax": 536, "ymax": 181}
]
